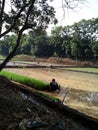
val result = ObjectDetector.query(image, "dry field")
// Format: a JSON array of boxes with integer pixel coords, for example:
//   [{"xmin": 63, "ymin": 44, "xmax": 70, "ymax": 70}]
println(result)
[{"xmin": 5, "ymin": 68, "xmax": 98, "ymax": 119}]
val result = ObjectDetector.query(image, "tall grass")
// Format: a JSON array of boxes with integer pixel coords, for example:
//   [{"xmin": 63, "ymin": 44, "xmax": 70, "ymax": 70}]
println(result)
[{"xmin": 0, "ymin": 70, "xmax": 48, "ymax": 90}]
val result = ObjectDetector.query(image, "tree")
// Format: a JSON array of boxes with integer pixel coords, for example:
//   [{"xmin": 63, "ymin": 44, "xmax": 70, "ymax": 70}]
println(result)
[
  {"xmin": 33, "ymin": 35, "xmax": 54, "ymax": 57},
  {"xmin": 0, "ymin": 0, "xmax": 85, "ymax": 70},
  {"xmin": 70, "ymin": 18, "xmax": 98, "ymax": 60},
  {"xmin": 0, "ymin": 0, "xmax": 57, "ymax": 70},
  {"xmin": 20, "ymin": 34, "xmax": 32, "ymax": 55},
  {"xmin": 0, "ymin": 34, "xmax": 17, "ymax": 55},
  {"xmin": 50, "ymin": 26, "xmax": 65, "ymax": 57},
  {"xmin": 61, "ymin": 26, "xmax": 72, "ymax": 58}
]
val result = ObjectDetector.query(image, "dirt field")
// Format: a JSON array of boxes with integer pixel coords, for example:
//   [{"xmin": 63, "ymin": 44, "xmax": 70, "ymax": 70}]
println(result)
[
  {"xmin": 6, "ymin": 68, "xmax": 98, "ymax": 92},
  {"xmin": 5, "ymin": 68, "xmax": 98, "ymax": 119}
]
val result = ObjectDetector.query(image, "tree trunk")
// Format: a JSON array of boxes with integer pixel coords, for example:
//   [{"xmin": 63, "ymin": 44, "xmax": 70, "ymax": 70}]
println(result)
[
  {"xmin": 0, "ymin": 30, "xmax": 23, "ymax": 71},
  {"xmin": 0, "ymin": 0, "xmax": 5, "ymax": 34},
  {"xmin": 0, "ymin": 0, "xmax": 36, "ymax": 71}
]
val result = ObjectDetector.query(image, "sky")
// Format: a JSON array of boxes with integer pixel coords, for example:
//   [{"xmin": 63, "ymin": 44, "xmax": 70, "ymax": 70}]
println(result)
[
  {"xmin": 4, "ymin": 0, "xmax": 98, "ymax": 34},
  {"xmin": 47, "ymin": 0, "xmax": 98, "ymax": 33}
]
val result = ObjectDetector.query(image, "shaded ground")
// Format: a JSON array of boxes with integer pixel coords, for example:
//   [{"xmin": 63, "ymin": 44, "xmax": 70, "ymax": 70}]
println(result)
[
  {"xmin": 5, "ymin": 68, "xmax": 98, "ymax": 120},
  {"xmin": 0, "ymin": 76, "xmax": 95, "ymax": 130},
  {"xmin": 0, "ymin": 76, "xmax": 69, "ymax": 130}
]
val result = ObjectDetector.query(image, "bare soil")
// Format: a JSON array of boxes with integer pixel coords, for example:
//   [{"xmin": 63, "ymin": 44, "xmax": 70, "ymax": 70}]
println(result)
[
  {"xmin": 0, "ymin": 76, "xmax": 67, "ymax": 130},
  {"xmin": 1, "ymin": 76, "xmax": 95, "ymax": 130},
  {"xmin": 5, "ymin": 68, "xmax": 98, "ymax": 120},
  {"xmin": 14, "ymin": 55, "xmax": 98, "ymax": 67},
  {"xmin": 1, "ymin": 55, "xmax": 98, "ymax": 129},
  {"xmin": 6, "ymin": 68, "xmax": 98, "ymax": 92}
]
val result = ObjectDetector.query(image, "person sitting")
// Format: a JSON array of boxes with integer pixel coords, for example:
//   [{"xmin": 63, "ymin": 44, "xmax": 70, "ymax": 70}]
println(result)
[{"xmin": 49, "ymin": 79, "xmax": 60, "ymax": 92}]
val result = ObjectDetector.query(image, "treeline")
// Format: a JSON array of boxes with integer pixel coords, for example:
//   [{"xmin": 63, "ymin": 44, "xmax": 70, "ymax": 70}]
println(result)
[{"xmin": 0, "ymin": 17, "xmax": 98, "ymax": 60}]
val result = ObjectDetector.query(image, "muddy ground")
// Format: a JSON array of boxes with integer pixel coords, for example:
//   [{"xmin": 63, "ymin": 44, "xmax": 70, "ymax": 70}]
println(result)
[
  {"xmin": 6, "ymin": 68, "xmax": 98, "ymax": 92},
  {"xmin": 5, "ymin": 68, "xmax": 98, "ymax": 120},
  {"xmin": 1, "ymin": 56, "xmax": 98, "ymax": 129},
  {"xmin": 1, "ymin": 76, "xmax": 96, "ymax": 130}
]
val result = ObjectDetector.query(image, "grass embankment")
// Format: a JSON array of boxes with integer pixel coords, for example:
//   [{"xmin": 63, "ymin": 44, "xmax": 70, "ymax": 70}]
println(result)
[
  {"xmin": 0, "ymin": 70, "xmax": 60, "ymax": 102},
  {"xmin": 64, "ymin": 67, "xmax": 98, "ymax": 73},
  {"xmin": 0, "ymin": 70, "xmax": 48, "ymax": 90}
]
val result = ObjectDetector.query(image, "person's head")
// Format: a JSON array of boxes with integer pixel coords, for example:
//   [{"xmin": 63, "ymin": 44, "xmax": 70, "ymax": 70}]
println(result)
[{"xmin": 52, "ymin": 79, "xmax": 55, "ymax": 82}]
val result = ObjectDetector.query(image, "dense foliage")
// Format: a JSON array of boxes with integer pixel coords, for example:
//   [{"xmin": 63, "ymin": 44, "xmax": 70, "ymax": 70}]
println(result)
[{"xmin": 1, "ymin": 17, "xmax": 98, "ymax": 60}]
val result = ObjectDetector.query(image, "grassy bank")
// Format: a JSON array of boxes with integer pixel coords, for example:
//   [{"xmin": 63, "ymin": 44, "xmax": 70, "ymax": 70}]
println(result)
[
  {"xmin": 64, "ymin": 67, "xmax": 98, "ymax": 73},
  {"xmin": 0, "ymin": 70, "xmax": 48, "ymax": 90}
]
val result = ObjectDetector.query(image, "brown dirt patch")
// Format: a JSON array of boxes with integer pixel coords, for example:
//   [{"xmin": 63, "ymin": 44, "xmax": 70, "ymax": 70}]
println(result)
[
  {"xmin": 6, "ymin": 68, "xmax": 98, "ymax": 92},
  {"xmin": 5, "ymin": 68, "xmax": 98, "ymax": 120},
  {"xmin": 1, "ymin": 76, "xmax": 95, "ymax": 130},
  {"xmin": 14, "ymin": 55, "xmax": 98, "ymax": 67}
]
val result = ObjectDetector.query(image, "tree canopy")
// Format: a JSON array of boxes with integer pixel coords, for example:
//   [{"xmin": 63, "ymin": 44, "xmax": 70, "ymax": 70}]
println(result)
[
  {"xmin": 0, "ymin": 0, "xmax": 58, "ymax": 70},
  {"xmin": 1, "ymin": 17, "xmax": 98, "ymax": 61},
  {"xmin": 0, "ymin": 0, "xmax": 86, "ymax": 70}
]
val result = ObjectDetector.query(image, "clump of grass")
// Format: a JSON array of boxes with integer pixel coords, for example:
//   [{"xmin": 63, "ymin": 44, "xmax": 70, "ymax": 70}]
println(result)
[{"xmin": 0, "ymin": 70, "xmax": 48, "ymax": 90}]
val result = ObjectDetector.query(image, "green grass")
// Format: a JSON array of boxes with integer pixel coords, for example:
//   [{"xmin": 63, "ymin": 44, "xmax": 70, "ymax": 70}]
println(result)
[
  {"xmin": 0, "ymin": 70, "xmax": 48, "ymax": 90},
  {"xmin": 0, "ymin": 55, "xmax": 5, "ymax": 60},
  {"xmin": 64, "ymin": 67, "xmax": 98, "ymax": 73},
  {"xmin": 36, "ymin": 91, "xmax": 61, "ymax": 102},
  {"xmin": 0, "ymin": 70, "xmax": 61, "ymax": 103}
]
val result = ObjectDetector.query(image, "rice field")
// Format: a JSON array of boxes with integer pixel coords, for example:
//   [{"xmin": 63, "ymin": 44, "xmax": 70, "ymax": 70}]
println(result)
[
  {"xmin": 5, "ymin": 67, "xmax": 98, "ymax": 92},
  {"xmin": 4, "ymin": 67, "xmax": 98, "ymax": 119},
  {"xmin": 63, "ymin": 67, "xmax": 98, "ymax": 73}
]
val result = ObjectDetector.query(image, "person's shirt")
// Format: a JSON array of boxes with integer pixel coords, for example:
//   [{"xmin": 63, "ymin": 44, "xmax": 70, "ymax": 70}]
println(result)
[{"xmin": 50, "ymin": 81, "xmax": 58, "ymax": 86}]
